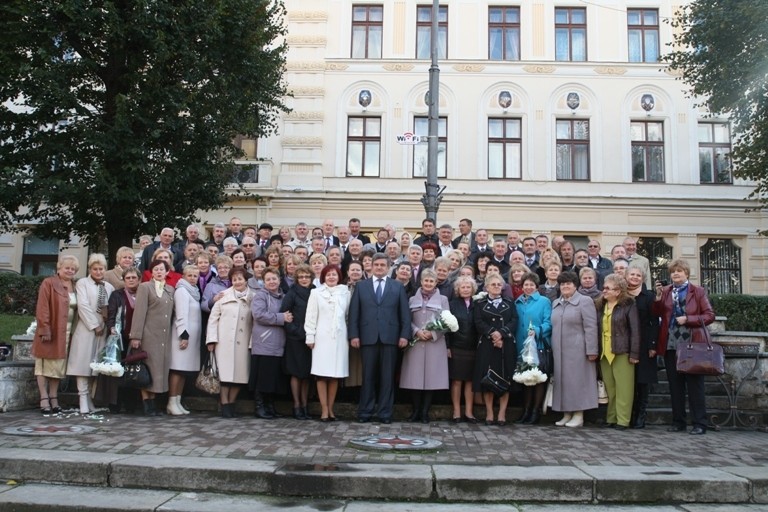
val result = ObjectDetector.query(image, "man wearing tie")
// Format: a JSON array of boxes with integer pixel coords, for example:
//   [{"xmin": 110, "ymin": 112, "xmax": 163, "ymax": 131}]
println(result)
[
  {"xmin": 349, "ymin": 254, "xmax": 411, "ymax": 424},
  {"xmin": 521, "ymin": 237, "xmax": 540, "ymax": 273},
  {"xmin": 321, "ymin": 219, "xmax": 340, "ymax": 249}
]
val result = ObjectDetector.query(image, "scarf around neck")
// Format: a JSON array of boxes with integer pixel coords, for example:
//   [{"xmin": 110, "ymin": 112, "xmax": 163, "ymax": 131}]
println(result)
[{"xmin": 176, "ymin": 278, "xmax": 200, "ymax": 302}]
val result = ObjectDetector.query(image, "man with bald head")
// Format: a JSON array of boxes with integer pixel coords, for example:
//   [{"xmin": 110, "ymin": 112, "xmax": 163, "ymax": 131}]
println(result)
[{"xmin": 321, "ymin": 219, "xmax": 339, "ymax": 249}]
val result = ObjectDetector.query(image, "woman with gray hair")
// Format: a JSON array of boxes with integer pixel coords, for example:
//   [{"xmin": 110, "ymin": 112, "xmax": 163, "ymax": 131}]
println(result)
[
  {"xmin": 67, "ymin": 253, "xmax": 114, "ymax": 414},
  {"xmin": 447, "ymin": 275, "xmax": 479, "ymax": 423}
]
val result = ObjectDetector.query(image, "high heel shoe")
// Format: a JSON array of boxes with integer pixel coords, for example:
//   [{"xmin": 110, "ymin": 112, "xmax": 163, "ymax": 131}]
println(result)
[
  {"xmin": 49, "ymin": 397, "xmax": 62, "ymax": 415},
  {"xmin": 40, "ymin": 397, "xmax": 52, "ymax": 416}
]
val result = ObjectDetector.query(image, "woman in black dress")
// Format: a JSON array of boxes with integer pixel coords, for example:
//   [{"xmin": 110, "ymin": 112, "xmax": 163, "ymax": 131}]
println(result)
[
  {"xmin": 626, "ymin": 266, "xmax": 658, "ymax": 428},
  {"xmin": 447, "ymin": 275, "xmax": 479, "ymax": 423},
  {"xmin": 473, "ymin": 273, "xmax": 518, "ymax": 426},
  {"xmin": 280, "ymin": 264, "xmax": 315, "ymax": 420}
]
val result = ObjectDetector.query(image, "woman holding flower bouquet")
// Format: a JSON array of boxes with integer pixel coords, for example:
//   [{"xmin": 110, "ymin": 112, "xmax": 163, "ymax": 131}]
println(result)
[
  {"xmin": 472, "ymin": 273, "xmax": 518, "ymax": 426},
  {"xmin": 513, "ymin": 273, "xmax": 552, "ymax": 425},
  {"xmin": 401, "ymin": 269, "xmax": 451, "ymax": 423}
]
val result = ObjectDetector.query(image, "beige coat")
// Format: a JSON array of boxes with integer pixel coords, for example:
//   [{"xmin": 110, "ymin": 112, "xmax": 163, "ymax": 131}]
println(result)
[
  {"xmin": 32, "ymin": 276, "xmax": 76, "ymax": 360},
  {"xmin": 207, "ymin": 288, "xmax": 253, "ymax": 384},
  {"xmin": 67, "ymin": 277, "xmax": 114, "ymax": 376},
  {"xmin": 129, "ymin": 281, "xmax": 174, "ymax": 393}
]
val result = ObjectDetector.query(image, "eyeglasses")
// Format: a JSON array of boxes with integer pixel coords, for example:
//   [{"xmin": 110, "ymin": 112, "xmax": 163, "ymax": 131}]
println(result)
[
  {"xmin": 297, "ymin": 275, "xmax": 312, "ymax": 280},
  {"xmin": 242, "ymin": 244, "xmax": 255, "ymax": 247},
  {"xmin": 487, "ymin": 282, "xmax": 503, "ymax": 287},
  {"xmin": 587, "ymin": 245, "xmax": 599, "ymax": 248}
]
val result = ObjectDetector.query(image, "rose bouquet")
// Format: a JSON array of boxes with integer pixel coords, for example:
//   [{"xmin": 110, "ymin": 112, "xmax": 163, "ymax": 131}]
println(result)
[{"xmin": 408, "ymin": 310, "xmax": 459, "ymax": 349}]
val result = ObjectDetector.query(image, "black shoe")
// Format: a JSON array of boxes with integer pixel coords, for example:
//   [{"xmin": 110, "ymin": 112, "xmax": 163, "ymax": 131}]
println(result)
[
  {"xmin": 301, "ymin": 406, "xmax": 312, "ymax": 420},
  {"xmin": 667, "ymin": 425, "xmax": 686, "ymax": 432},
  {"xmin": 464, "ymin": 416, "xmax": 478, "ymax": 424},
  {"xmin": 603, "ymin": 423, "xmax": 616, "ymax": 428},
  {"xmin": 255, "ymin": 404, "xmax": 274, "ymax": 419},
  {"xmin": 320, "ymin": 417, "xmax": 331, "ymax": 423},
  {"xmin": 523, "ymin": 410, "xmax": 541, "ymax": 425},
  {"xmin": 293, "ymin": 407, "xmax": 304, "ymax": 420},
  {"xmin": 265, "ymin": 403, "xmax": 282, "ymax": 418},
  {"xmin": 421, "ymin": 415, "xmax": 430, "ymax": 424},
  {"xmin": 496, "ymin": 420, "xmax": 507, "ymax": 427},
  {"xmin": 614, "ymin": 425, "xmax": 628, "ymax": 430},
  {"xmin": 50, "ymin": 398, "xmax": 62, "ymax": 415},
  {"xmin": 689, "ymin": 427, "xmax": 706, "ymax": 435},
  {"xmin": 357, "ymin": 417, "xmax": 371, "ymax": 423},
  {"xmin": 407, "ymin": 411, "xmax": 421, "ymax": 423},
  {"xmin": 515, "ymin": 408, "xmax": 531, "ymax": 424},
  {"xmin": 142, "ymin": 399, "xmax": 159, "ymax": 417},
  {"xmin": 485, "ymin": 419, "xmax": 495, "ymax": 426},
  {"xmin": 452, "ymin": 417, "xmax": 462, "ymax": 424},
  {"xmin": 40, "ymin": 398, "xmax": 52, "ymax": 416},
  {"xmin": 381, "ymin": 418, "xmax": 392, "ymax": 424},
  {"xmin": 108, "ymin": 404, "xmax": 121, "ymax": 414},
  {"xmin": 221, "ymin": 403, "xmax": 235, "ymax": 419}
]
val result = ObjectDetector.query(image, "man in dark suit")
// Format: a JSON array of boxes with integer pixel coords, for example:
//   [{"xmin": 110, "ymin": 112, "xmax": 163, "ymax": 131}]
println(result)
[
  {"xmin": 348, "ymin": 217, "xmax": 371, "ymax": 245},
  {"xmin": 413, "ymin": 218, "xmax": 439, "ymax": 247},
  {"xmin": 452, "ymin": 218, "xmax": 476, "ymax": 250},
  {"xmin": 587, "ymin": 238, "xmax": 613, "ymax": 279},
  {"xmin": 521, "ymin": 237, "xmax": 540, "ymax": 273},
  {"xmin": 139, "ymin": 227, "xmax": 180, "ymax": 272},
  {"xmin": 348, "ymin": 254, "xmax": 411, "ymax": 424},
  {"xmin": 321, "ymin": 219, "xmax": 340, "ymax": 249}
]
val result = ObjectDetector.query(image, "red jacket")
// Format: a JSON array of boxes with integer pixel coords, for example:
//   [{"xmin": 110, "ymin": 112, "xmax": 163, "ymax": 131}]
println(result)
[{"xmin": 651, "ymin": 283, "xmax": 714, "ymax": 356}]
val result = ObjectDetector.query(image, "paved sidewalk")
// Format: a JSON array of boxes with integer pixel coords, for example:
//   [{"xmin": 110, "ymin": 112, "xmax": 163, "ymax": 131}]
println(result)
[
  {"xmin": 1, "ymin": 408, "xmax": 768, "ymax": 508},
  {"xmin": 0, "ymin": 409, "xmax": 766, "ymax": 467}
]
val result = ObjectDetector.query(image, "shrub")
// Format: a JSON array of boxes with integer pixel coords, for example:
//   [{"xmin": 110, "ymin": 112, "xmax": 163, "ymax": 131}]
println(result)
[
  {"xmin": 0, "ymin": 273, "xmax": 46, "ymax": 315},
  {"xmin": 710, "ymin": 294, "xmax": 768, "ymax": 333}
]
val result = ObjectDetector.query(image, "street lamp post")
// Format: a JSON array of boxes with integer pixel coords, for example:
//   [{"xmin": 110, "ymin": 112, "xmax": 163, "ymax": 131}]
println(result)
[{"xmin": 421, "ymin": 0, "xmax": 446, "ymax": 222}]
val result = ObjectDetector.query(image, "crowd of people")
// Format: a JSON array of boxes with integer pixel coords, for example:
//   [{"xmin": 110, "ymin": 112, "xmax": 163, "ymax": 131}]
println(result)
[{"xmin": 30, "ymin": 216, "xmax": 715, "ymax": 434}]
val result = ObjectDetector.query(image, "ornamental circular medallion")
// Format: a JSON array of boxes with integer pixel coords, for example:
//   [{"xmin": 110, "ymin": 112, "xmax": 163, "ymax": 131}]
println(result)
[
  {"xmin": 2, "ymin": 424, "xmax": 98, "ymax": 436},
  {"xmin": 349, "ymin": 434, "xmax": 442, "ymax": 451}
]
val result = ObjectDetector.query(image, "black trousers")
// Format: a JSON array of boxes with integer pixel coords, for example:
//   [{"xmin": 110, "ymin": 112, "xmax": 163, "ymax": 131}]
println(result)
[
  {"xmin": 359, "ymin": 342, "xmax": 398, "ymax": 420},
  {"xmin": 665, "ymin": 350, "xmax": 707, "ymax": 430}
]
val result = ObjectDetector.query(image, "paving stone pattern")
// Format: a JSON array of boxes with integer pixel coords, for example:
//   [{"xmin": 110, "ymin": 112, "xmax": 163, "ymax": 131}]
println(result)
[{"xmin": 0, "ymin": 410, "xmax": 766, "ymax": 467}]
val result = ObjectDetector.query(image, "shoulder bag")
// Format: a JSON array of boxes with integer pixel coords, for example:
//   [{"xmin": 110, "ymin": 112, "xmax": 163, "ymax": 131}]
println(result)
[
  {"xmin": 121, "ymin": 348, "xmax": 152, "ymax": 389},
  {"xmin": 481, "ymin": 344, "xmax": 511, "ymax": 396}
]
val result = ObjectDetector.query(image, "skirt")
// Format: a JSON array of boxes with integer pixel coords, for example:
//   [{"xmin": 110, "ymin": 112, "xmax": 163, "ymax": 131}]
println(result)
[
  {"xmin": 283, "ymin": 338, "xmax": 312, "ymax": 379},
  {"xmin": 35, "ymin": 358, "xmax": 67, "ymax": 379},
  {"xmin": 448, "ymin": 347, "xmax": 476, "ymax": 382},
  {"xmin": 249, "ymin": 354, "xmax": 288, "ymax": 394}
]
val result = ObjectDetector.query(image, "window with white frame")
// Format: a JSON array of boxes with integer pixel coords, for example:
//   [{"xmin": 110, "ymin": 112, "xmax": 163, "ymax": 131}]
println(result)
[{"xmin": 627, "ymin": 9, "xmax": 659, "ymax": 63}]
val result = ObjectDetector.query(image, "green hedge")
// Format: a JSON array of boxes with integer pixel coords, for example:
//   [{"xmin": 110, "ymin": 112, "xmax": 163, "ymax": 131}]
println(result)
[
  {"xmin": 710, "ymin": 294, "xmax": 768, "ymax": 333},
  {"xmin": 0, "ymin": 273, "xmax": 46, "ymax": 315}
]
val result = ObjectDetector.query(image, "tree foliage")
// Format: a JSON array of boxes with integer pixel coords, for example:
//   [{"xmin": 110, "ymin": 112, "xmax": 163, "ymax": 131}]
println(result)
[
  {"xmin": 664, "ymin": 0, "xmax": 768, "ymax": 209},
  {"xmin": 0, "ymin": 0, "xmax": 288, "ymax": 259}
]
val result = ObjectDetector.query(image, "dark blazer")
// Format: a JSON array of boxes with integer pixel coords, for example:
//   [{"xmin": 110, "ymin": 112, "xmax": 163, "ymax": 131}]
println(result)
[
  {"xmin": 139, "ymin": 242, "xmax": 181, "ymax": 272},
  {"xmin": 652, "ymin": 283, "xmax": 714, "ymax": 356},
  {"xmin": 352, "ymin": 234, "xmax": 371, "ymax": 245},
  {"xmin": 413, "ymin": 233, "xmax": 439, "ymax": 247},
  {"xmin": 452, "ymin": 232, "xmax": 476, "ymax": 250},
  {"xmin": 348, "ymin": 276, "xmax": 411, "ymax": 345},
  {"xmin": 322, "ymin": 235, "xmax": 340, "ymax": 248},
  {"xmin": 447, "ymin": 297, "xmax": 477, "ymax": 351}
]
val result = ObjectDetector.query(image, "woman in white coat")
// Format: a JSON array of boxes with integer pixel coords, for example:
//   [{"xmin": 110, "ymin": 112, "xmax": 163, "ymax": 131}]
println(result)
[
  {"xmin": 206, "ymin": 268, "xmax": 253, "ymax": 418},
  {"xmin": 168, "ymin": 265, "xmax": 202, "ymax": 415},
  {"xmin": 304, "ymin": 264, "xmax": 350, "ymax": 422},
  {"xmin": 67, "ymin": 253, "xmax": 114, "ymax": 414}
]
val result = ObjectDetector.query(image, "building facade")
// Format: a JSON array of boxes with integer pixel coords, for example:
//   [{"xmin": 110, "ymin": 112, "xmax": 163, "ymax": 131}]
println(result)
[{"xmin": 2, "ymin": 0, "xmax": 766, "ymax": 294}]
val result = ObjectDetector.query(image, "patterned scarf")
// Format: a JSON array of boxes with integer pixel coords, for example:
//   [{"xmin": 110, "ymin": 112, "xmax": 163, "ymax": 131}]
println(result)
[
  {"xmin": 96, "ymin": 280, "xmax": 108, "ymax": 318},
  {"xmin": 672, "ymin": 281, "xmax": 689, "ymax": 319}
]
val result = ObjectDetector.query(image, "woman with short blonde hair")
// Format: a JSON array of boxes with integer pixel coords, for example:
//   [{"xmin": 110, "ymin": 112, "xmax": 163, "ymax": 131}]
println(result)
[{"xmin": 105, "ymin": 247, "xmax": 136, "ymax": 290}]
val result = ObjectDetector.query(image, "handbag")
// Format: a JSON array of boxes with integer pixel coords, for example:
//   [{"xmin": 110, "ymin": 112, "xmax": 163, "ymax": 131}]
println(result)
[
  {"xmin": 597, "ymin": 380, "xmax": 608, "ymax": 404},
  {"xmin": 676, "ymin": 321, "xmax": 724, "ymax": 376},
  {"xmin": 121, "ymin": 349, "xmax": 152, "ymax": 389},
  {"xmin": 537, "ymin": 343, "xmax": 553, "ymax": 375},
  {"xmin": 481, "ymin": 345, "xmax": 510, "ymax": 396},
  {"xmin": 195, "ymin": 352, "xmax": 221, "ymax": 395}
]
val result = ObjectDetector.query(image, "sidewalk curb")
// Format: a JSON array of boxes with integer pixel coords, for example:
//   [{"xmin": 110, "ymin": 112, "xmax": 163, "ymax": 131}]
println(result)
[{"xmin": 1, "ymin": 448, "xmax": 767, "ymax": 504}]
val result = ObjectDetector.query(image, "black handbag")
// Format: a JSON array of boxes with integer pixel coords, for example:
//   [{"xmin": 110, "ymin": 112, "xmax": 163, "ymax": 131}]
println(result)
[
  {"xmin": 676, "ymin": 321, "xmax": 724, "ymax": 376},
  {"xmin": 121, "ymin": 349, "xmax": 152, "ymax": 389},
  {"xmin": 481, "ymin": 345, "xmax": 510, "ymax": 396},
  {"xmin": 537, "ymin": 345, "xmax": 554, "ymax": 376}
]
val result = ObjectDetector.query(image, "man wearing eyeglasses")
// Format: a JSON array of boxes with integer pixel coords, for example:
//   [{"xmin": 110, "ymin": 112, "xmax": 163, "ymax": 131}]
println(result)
[{"xmin": 587, "ymin": 239, "xmax": 613, "ymax": 279}]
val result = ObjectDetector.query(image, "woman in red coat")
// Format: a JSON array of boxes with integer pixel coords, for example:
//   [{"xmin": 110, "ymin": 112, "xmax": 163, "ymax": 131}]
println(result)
[{"xmin": 652, "ymin": 259, "xmax": 715, "ymax": 435}]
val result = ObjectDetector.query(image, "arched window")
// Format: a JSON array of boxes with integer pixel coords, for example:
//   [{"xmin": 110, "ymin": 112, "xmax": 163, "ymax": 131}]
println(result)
[
  {"xmin": 637, "ymin": 237, "xmax": 673, "ymax": 284},
  {"xmin": 699, "ymin": 239, "xmax": 741, "ymax": 294}
]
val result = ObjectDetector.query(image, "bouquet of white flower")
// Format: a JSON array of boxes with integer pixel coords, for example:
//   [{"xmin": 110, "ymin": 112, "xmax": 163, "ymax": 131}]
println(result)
[
  {"xmin": 408, "ymin": 310, "xmax": 459, "ymax": 349},
  {"xmin": 512, "ymin": 327, "xmax": 548, "ymax": 386},
  {"xmin": 90, "ymin": 313, "xmax": 125, "ymax": 378}
]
